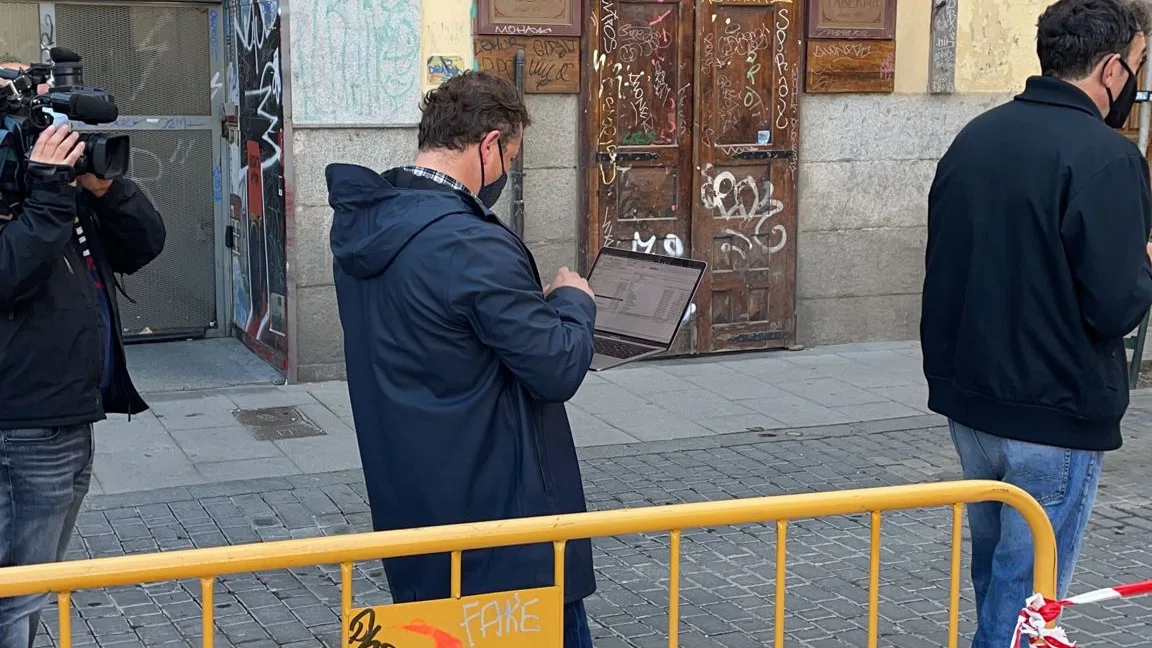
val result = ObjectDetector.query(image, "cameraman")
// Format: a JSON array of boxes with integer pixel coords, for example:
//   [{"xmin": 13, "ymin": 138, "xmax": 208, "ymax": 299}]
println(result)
[{"xmin": 0, "ymin": 65, "xmax": 165, "ymax": 648}]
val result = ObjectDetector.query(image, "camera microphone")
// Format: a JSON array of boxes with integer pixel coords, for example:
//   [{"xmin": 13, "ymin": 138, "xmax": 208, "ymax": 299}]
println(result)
[
  {"xmin": 48, "ymin": 47, "xmax": 81, "ymax": 64},
  {"xmin": 64, "ymin": 94, "xmax": 118, "ymax": 124}
]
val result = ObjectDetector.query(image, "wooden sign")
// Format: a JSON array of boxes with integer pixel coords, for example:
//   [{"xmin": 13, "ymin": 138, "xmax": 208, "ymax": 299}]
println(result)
[
  {"xmin": 807, "ymin": 0, "xmax": 897, "ymax": 40},
  {"xmin": 345, "ymin": 586, "xmax": 563, "ymax": 648},
  {"xmin": 805, "ymin": 39, "xmax": 896, "ymax": 93},
  {"xmin": 474, "ymin": 35, "xmax": 580, "ymax": 93},
  {"xmin": 929, "ymin": 0, "xmax": 958, "ymax": 93},
  {"xmin": 476, "ymin": 0, "xmax": 581, "ymax": 36}
]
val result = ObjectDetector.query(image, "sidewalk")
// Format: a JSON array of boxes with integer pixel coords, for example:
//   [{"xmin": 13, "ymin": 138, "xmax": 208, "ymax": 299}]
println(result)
[{"xmin": 96, "ymin": 342, "xmax": 937, "ymax": 496}]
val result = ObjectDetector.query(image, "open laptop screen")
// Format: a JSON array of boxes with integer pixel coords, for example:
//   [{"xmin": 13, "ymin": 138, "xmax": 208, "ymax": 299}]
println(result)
[{"xmin": 588, "ymin": 248, "xmax": 706, "ymax": 346}]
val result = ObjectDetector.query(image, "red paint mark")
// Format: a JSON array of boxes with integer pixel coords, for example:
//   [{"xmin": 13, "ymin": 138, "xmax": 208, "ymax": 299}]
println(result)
[
  {"xmin": 650, "ymin": 9, "xmax": 671, "ymax": 24},
  {"xmin": 398, "ymin": 620, "xmax": 463, "ymax": 648},
  {"xmin": 245, "ymin": 140, "xmax": 264, "ymax": 218}
]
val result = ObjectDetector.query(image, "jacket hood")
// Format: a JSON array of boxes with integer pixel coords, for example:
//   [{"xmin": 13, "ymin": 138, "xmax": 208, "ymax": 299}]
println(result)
[{"xmin": 325, "ymin": 163, "xmax": 477, "ymax": 279}]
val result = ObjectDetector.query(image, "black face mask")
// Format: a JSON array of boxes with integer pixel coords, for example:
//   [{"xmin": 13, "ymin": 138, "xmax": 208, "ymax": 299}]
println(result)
[
  {"xmin": 1104, "ymin": 57, "xmax": 1138, "ymax": 129},
  {"xmin": 477, "ymin": 140, "xmax": 507, "ymax": 208}
]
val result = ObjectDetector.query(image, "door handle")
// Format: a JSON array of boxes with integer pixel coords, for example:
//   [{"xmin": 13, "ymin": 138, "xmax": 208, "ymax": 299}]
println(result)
[{"xmin": 597, "ymin": 151, "xmax": 659, "ymax": 162}]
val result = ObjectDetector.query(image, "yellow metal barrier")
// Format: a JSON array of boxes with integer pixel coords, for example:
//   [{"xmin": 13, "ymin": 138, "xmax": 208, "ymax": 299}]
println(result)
[{"xmin": 0, "ymin": 480, "xmax": 1057, "ymax": 648}]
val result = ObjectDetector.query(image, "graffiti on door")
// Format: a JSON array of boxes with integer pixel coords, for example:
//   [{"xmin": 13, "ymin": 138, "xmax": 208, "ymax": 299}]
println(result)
[{"xmin": 226, "ymin": 0, "xmax": 288, "ymax": 369}]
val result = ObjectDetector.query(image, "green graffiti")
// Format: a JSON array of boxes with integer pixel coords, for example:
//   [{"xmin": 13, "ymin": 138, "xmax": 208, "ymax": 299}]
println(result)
[{"xmin": 621, "ymin": 130, "xmax": 656, "ymax": 146}]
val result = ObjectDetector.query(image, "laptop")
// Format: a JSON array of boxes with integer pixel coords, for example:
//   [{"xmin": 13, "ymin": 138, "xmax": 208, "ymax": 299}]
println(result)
[{"xmin": 586, "ymin": 247, "xmax": 707, "ymax": 371}]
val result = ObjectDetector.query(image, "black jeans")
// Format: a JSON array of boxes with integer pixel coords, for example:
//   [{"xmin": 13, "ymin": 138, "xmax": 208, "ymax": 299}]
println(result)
[{"xmin": 564, "ymin": 600, "xmax": 594, "ymax": 648}]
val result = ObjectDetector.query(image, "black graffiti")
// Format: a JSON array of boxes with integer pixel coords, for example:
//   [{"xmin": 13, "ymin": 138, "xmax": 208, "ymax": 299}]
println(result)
[
  {"xmin": 527, "ymin": 60, "xmax": 575, "ymax": 89},
  {"xmin": 348, "ymin": 608, "xmax": 400, "ymax": 648}
]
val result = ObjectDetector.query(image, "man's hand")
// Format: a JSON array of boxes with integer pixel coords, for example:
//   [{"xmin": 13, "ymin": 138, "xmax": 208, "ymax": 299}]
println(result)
[
  {"xmin": 77, "ymin": 174, "xmax": 113, "ymax": 198},
  {"xmin": 28, "ymin": 124, "xmax": 84, "ymax": 168},
  {"xmin": 545, "ymin": 266, "xmax": 594, "ymax": 299},
  {"xmin": 1146, "ymin": 241, "xmax": 1152, "ymax": 265}
]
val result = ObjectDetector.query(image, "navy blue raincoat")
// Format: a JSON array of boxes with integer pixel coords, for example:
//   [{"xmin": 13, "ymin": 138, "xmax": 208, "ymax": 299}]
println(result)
[{"xmin": 326, "ymin": 163, "xmax": 597, "ymax": 604}]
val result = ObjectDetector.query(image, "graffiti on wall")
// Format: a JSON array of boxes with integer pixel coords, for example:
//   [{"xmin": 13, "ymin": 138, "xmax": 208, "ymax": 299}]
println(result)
[
  {"xmin": 292, "ymin": 0, "xmax": 422, "ymax": 125},
  {"xmin": 226, "ymin": 0, "xmax": 288, "ymax": 369}
]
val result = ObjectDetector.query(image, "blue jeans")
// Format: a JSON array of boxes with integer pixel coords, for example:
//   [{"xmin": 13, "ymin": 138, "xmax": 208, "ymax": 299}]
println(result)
[
  {"xmin": 0, "ymin": 425, "xmax": 93, "ymax": 648},
  {"xmin": 564, "ymin": 600, "xmax": 593, "ymax": 648},
  {"xmin": 949, "ymin": 420, "xmax": 1102, "ymax": 648}
]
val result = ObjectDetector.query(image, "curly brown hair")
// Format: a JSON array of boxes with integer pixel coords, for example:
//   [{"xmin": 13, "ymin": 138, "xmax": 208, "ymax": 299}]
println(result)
[{"xmin": 417, "ymin": 71, "xmax": 531, "ymax": 151}]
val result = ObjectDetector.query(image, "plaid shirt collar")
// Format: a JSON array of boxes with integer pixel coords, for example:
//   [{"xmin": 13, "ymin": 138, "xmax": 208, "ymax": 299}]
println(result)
[{"xmin": 401, "ymin": 166, "xmax": 471, "ymax": 195}]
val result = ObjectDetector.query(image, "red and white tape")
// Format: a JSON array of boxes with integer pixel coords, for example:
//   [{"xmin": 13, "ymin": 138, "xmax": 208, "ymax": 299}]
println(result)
[{"xmin": 1011, "ymin": 580, "xmax": 1152, "ymax": 647}]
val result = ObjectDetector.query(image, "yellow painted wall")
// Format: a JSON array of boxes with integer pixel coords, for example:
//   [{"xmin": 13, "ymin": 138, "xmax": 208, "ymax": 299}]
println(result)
[
  {"xmin": 956, "ymin": 0, "xmax": 1046, "ymax": 92},
  {"xmin": 893, "ymin": 0, "xmax": 931, "ymax": 93},
  {"xmin": 421, "ymin": 0, "xmax": 475, "ymax": 91}
]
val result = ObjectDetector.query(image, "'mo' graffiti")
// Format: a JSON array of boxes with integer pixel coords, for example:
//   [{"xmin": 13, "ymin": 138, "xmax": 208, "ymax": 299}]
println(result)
[
  {"xmin": 700, "ymin": 164, "xmax": 786, "ymax": 259},
  {"xmin": 631, "ymin": 232, "xmax": 684, "ymax": 258}
]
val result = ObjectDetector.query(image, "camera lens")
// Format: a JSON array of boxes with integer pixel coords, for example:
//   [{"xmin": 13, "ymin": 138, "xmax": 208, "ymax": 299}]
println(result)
[
  {"xmin": 77, "ymin": 133, "xmax": 129, "ymax": 179},
  {"xmin": 51, "ymin": 62, "xmax": 82, "ymax": 90}
]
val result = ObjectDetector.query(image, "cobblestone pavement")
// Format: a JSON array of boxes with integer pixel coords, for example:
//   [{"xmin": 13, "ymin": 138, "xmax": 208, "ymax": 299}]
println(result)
[{"xmin": 30, "ymin": 395, "xmax": 1152, "ymax": 648}]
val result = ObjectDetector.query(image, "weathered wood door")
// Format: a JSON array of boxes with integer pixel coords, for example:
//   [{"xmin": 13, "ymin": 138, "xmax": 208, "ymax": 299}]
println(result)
[
  {"xmin": 581, "ymin": 0, "xmax": 801, "ymax": 355},
  {"xmin": 582, "ymin": 0, "xmax": 698, "ymax": 354},
  {"xmin": 693, "ymin": 0, "xmax": 801, "ymax": 351}
]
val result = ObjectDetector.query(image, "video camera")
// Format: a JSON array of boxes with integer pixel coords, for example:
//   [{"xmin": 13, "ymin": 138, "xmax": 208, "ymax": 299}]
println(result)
[{"xmin": 0, "ymin": 46, "xmax": 129, "ymax": 196}]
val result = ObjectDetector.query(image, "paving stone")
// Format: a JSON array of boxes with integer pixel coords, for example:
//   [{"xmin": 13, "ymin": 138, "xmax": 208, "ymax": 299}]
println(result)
[
  {"xmin": 195, "ymin": 457, "xmax": 300, "ymax": 483},
  {"xmin": 170, "ymin": 426, "xmax": 285, "ymax": 463},
  {"xmin": 92, "ymin": 443, "xmax": 202, "ymax": 495},
  {"xmin": 594, "ymin": 406, "xmax": 717, "ymax": 442},
  {"xmin": 227, "ymin": 386, "xmax": 319, "ymax": 410},
  {"xmin": 148, "ymin": 395, "xmax": 239, "ymax": 431}
]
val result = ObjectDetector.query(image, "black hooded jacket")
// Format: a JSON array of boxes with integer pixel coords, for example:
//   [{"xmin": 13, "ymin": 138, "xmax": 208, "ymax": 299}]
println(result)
[{"xmin": 0, "ymin": 175, "xmax": 165, "ymax": 428}]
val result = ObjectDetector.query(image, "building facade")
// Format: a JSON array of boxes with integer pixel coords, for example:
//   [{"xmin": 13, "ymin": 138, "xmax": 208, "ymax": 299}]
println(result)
[
  {"xmin": 289, "ymin": 0, "xmax": 1057, "ymax": 381},
  {"xmin": 0, "ymin": 0, "xmax": 1100, "ymax": 381}
]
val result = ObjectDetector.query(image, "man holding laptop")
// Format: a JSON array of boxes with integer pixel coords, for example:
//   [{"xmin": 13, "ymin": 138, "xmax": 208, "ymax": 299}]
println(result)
[{"xmin": 328, "ymin": 71, "xmax": 601, "ymax": 648}]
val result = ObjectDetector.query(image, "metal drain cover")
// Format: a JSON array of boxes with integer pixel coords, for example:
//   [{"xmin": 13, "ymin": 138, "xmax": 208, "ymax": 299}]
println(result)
[{"xmin": 233, "ymin": 406, "xmax": 326, "ymax": 441}]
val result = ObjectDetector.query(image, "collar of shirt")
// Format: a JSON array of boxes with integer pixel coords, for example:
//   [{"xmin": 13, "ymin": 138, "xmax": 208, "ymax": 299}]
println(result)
[{"xmin": 401, "ymin": 166, "xmax": 471, "ymax": 195}]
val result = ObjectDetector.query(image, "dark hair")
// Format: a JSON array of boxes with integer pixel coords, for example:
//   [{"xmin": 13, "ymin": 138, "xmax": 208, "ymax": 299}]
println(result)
[
  {"xmin": 417, "ymin": 71, "xmax": 531, "ymax": 151},
  {"xmin": 1037, "ymin": 0, "xmax": 1149, "ymax": 79}
]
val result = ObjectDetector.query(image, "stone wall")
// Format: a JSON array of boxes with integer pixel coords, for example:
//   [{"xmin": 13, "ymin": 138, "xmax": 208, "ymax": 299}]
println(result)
[{"xmin": 794, "ymin": 93, "xmax": 1011, "ymax": 346}]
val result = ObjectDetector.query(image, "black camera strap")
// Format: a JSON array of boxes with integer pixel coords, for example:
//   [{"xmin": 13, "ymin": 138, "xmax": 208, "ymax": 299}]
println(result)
[{"xmin": 25, "ymin": 160, "xmax": 76, "ymax": 185}]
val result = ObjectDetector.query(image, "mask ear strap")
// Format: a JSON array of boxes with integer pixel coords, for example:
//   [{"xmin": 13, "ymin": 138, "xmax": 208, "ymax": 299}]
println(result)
[
  {"xmin": 478, "ymin": 144, "xmax": 486, "ymax": 189},
  {"xmin": 479, "ymin": 131, "xmax": 501, "ymax": 187}
]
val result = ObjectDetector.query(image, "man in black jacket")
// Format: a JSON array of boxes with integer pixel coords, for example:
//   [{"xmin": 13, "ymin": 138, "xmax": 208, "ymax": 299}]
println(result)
[
  {"xmin": 921, "ymin": 1, "xmax": 1152, "ymax": 645},
  {"xmin": 0, "ymin": 114, "xmax": 164, "ymax": 645}
]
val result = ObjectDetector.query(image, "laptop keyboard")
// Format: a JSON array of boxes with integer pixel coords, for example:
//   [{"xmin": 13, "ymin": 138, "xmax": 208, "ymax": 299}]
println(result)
[{"xmin": 595, "ymin": 336, "xmax": 656, "ymax": 359}]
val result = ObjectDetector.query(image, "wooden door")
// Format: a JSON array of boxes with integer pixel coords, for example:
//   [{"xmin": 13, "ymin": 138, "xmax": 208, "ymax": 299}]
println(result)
[
  {"xmin": 581, "ymin": 0, "xmax": 698, "ymax": 354},
  {"xmin": 580, "ymin": 0, "xmax": 800, "ymax": 355},
  {"xmin": 693, "ymin": 0, "xmax": 801, "ymax": 352}
]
